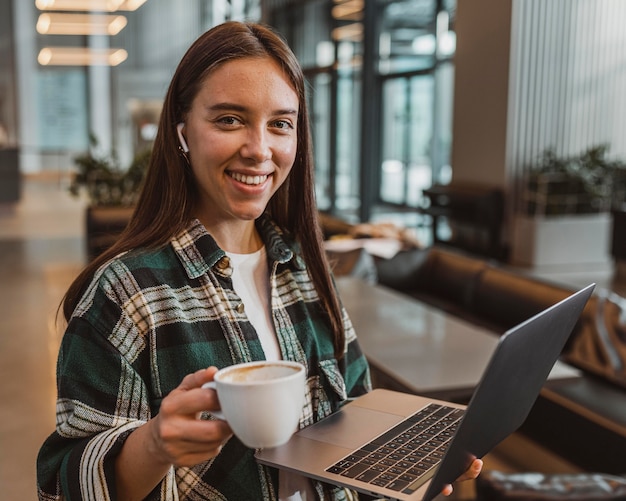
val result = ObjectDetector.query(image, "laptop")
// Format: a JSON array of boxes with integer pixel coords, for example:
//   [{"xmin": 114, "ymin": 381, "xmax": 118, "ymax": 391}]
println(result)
[{"xmin": 256, "ymin": 283, "xmax": 595, "ymax": 501}]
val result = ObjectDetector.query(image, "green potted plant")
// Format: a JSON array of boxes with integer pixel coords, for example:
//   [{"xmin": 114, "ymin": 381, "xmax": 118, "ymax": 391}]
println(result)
[
  {"xmin": 521, "ymin": 145, "xmax": 626, "ymax": 216},
  {"xmin": 69, "ymin": 134, "xmax": 151, "ymax": 260}
]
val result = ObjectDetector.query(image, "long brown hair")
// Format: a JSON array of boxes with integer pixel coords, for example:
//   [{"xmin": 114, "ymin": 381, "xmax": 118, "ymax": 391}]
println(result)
[{"xmin": 62, "ymin": 21, "xmax": 346, "ymax": 358}]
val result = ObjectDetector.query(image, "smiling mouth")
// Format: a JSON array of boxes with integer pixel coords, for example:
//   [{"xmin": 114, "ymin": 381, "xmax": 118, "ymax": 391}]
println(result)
[{"xmin": 228, "ymin": 171, "xmax": 269, "ymax": 186}]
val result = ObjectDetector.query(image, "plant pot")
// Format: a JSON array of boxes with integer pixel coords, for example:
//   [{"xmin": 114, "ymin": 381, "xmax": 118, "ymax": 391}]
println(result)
[
  {"xmin": 511, "ymin": 213, "xmax": 611, "ymax": 267},
  {"xmin": 85, "ymin": 205, "xmax": 134, "ymax": 261}
]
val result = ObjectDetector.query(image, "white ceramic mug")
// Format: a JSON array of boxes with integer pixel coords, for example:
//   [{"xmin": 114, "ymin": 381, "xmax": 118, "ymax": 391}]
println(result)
[{"xmin": 202, "ymin": 360, "xmax": 306, "ymax": 449}]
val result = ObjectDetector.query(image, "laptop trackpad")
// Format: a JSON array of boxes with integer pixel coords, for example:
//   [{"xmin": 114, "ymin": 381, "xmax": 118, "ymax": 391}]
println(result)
[{"xmin": 298, "ymin": 406, "xmax": 404, "ymax": 449}]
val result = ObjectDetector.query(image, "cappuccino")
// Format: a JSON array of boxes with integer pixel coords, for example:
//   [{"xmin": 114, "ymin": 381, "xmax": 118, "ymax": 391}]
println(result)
[{"xmin": 219, "ymin": 363, "xmax": 301, "ymax": 383}]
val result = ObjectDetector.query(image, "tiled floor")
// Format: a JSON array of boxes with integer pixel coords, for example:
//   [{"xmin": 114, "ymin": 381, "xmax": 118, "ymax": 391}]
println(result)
[{"xmin": 1, "ymin": 176, "xmax": 623, "ymax": 501}]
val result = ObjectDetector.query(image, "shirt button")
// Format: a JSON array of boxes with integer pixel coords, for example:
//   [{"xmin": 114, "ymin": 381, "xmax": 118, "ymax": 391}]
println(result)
[
  {"xmin": 236, "ymin": 303, "xmax": 245, "ymax": 314},
  {"xmin": 217, "ymin": 257, "xmax": 230, "ymax": 270}
]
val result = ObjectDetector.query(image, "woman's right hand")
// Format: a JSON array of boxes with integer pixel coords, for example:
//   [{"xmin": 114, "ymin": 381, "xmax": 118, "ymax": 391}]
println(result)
[
  {"xmin": 116, "ymin": 367, "xmax": 233, "ymax": 501},
  {"xmin": 147, "ymin": 366, "xmax": 234, "ymax": 468}
]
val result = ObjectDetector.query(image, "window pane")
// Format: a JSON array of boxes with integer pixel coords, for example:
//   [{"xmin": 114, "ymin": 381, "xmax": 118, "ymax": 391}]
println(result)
[
  {"xmin": 381, "ymin": 78, "xmax": 408, "ymax": 204},
  {"xmin": 433, "ymin": 61, "xmax": 455, "ymax": 185},
  {"xmin": 407, "ymin": 75, "xmax": 434, "ymax": 206},
  {"xmin": 336, "ymin": 65, "xmax": 361, "ymax": 211},
  {"xmin": 379, "ymin": 0, "xmax": 437, "ymax": 75},
  {"xmin": 309, "ymin": 72, "xmax": 332, "ymax": 210},
  {"xmin": 380, "ymin": 74, "xmax": 434, "ymax": 207}
]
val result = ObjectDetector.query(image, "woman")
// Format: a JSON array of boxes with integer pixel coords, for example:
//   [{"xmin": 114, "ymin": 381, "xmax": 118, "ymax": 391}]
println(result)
[{"xmin": 37, "ymin": 21, "xmax": 480, "ymax": 500}]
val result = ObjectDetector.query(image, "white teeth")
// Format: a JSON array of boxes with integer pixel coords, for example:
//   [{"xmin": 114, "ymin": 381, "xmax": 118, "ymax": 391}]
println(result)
[{"xmin": 229, "ymin": 172, "xmax": 268, "ymax": 185}]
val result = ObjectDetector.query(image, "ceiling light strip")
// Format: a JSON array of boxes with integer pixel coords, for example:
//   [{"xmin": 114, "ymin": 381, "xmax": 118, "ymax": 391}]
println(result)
[
  {"xmin": 37, "ymin": 13, "xmax": 127, "ymax": 35},
  {"xmin": 35, "ymin": 0, "xmax": 147, "ymax": 12},
  {"xmin": 38, "ymin": 46, "xmax": 128, "ymax": 66}
]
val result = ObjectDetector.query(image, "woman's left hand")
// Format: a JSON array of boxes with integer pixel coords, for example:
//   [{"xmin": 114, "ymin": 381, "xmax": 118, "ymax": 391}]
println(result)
[{"xmin": 441, "ymin": 458, "xmax": 483, "ymax": 496}]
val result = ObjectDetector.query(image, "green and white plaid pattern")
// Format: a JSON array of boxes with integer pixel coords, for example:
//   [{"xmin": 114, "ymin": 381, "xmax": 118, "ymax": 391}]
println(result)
[{"xmin": 37, "ymin": 216, "xmax": 371, "ymax": 501}]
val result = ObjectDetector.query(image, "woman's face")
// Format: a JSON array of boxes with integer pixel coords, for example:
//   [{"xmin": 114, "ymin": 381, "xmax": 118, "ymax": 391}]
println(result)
[{"xmin": 181, "ymin": 56, "xmax": 299, "ymax": 227}]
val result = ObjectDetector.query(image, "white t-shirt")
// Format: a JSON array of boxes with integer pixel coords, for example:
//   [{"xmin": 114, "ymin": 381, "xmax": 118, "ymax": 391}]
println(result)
[
  {"xmin": 225, "ymin": 247, "xmax": 315, "ymax": 501},
  {"xmin": 226, "ymin": 247, "xmax": 280, "ymax": 360}
]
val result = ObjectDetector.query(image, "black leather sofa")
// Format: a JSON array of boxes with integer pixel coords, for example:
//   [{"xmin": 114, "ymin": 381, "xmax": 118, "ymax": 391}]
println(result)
[{"xmin": 369, "ymin": 245, "xmax": 626, "ymax": 474}]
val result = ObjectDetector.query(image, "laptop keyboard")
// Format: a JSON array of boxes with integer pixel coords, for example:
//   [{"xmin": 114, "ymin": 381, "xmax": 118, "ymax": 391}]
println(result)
[{"xmin": 325, "ymin": 403, "xmax": 464, "ymax": 493}]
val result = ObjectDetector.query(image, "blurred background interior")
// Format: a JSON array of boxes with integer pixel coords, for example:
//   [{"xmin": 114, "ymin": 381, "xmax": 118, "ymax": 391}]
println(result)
[{"xmin": 2, "ymin": 0, "xmax": 626, "ymax": 500}]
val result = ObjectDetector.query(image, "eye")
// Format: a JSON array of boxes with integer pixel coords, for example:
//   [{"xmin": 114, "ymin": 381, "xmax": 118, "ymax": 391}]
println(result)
[
  {"xmin": 216, "ymin": 116, "xmax": 242, "ymax": 127},
  {"xmin": 272, "ymin": 119, "xmax": 295, "ymax": 131}
]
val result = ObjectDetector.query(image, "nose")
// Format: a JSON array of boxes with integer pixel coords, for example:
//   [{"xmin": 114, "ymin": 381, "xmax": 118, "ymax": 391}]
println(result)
[{"xmin": 240, "ymin": 127, "xmax": 272, "ymax": 163}]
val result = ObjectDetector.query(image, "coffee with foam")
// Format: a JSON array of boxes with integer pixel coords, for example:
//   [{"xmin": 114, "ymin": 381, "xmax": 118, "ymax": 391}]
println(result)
[{"xmin": 220, "ymin": 363, "xmax": 301, "ymax": 383}]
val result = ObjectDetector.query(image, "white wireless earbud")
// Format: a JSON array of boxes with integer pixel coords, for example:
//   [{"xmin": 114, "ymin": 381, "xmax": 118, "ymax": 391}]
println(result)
[{"xmin": 176, "ymin": 123, "xmax": 189, "ymax": 153}]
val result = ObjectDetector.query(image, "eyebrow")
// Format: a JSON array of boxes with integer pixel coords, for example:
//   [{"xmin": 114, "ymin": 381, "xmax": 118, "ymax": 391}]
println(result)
[{"xmin": 208, "ymin": 102, "xmax": 298, "ymax": 116}]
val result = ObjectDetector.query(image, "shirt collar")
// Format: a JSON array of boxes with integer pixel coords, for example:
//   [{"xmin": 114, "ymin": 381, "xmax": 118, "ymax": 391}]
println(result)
[{"xmin": 171, "ymin": 216, "xmax": 302, "ymax": 280}]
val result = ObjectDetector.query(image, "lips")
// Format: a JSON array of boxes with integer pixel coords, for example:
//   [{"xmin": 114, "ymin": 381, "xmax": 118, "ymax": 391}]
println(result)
[{"xmin": 228, "ymin": 171, "xmax": 269, "ymax": 186}]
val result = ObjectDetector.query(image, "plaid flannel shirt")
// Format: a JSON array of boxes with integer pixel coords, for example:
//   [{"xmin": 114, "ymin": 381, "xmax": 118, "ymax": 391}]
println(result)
[{"xmin": 37, "ymin": 216, "xmax": 371, "ymax": 501}]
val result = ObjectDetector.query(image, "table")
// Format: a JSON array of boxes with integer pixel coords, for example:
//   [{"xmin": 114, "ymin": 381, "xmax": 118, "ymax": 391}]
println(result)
[{"xmin": 336, "ymin": 276, "xmax": 580, "ymax": 402}]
